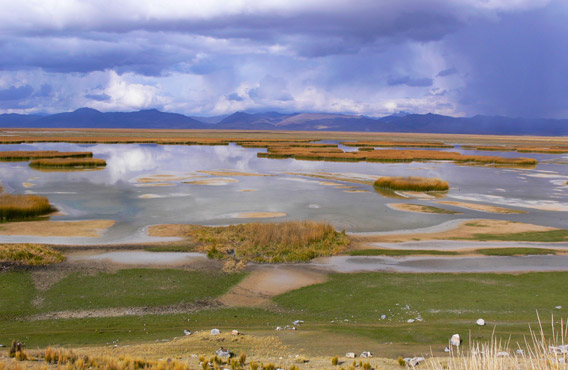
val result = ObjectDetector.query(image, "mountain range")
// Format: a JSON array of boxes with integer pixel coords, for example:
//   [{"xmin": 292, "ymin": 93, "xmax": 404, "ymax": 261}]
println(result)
[{"xmin": 0, "ymin": 107, "xmax": 567, "ymax": 136}]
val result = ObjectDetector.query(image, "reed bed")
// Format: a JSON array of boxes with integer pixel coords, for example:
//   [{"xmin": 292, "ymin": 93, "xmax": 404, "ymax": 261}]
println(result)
[
  {"xmin": 342, "ymin": 141, "xmax": 454, "ymax": 148},
  {"xmin": 0, "ymin": 194, "xmax": 53, "ymax": 220},
  {"xmin": 0, "ymin": 244, "xmax": 65, "ymax": 266},
  {"xmin": 374, "ymin": 176, "xmax": 449, "ymax": 192},
  {"xmin": 462, "ymin": 145, "xmax": 517, "ymax": 151},
  {"xmin": 0, "ymin": 150, "xmax": 93, "ymax": 161},
  {"xmin": 239, "ymin": 142, "xmax": 337, "ymax": 148},
  {"xmin": 516, "ymin": 147, "xmax": 568, "ymax": 154},
  {"xmin": 258, "ymin": 147, "xmax": 538, "ymax": 166},
  {"xmin": 29, "ymin": 158, "xmax": 106, "ymax": 168},
  {"xmin": 187, "ymin": 221, "xmax": 349, "ymax": 263}
]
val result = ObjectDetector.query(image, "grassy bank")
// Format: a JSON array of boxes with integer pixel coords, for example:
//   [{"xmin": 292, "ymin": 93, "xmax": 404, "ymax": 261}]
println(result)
[
  {"xmin": 342, "ymin": 141, "xmax": 454, "ymax": 148},
  {"xmin": 0, "ymin": 150, "xmax": 93, "ymax": 161},
  {"xmin": 29, "ymin": 158, "xmax": 107, "ymax": 169},
  {"xmin": 0, "ymin": 194, "xmax": 54, "ymax": 220},
  {"xmin": 463, "ymin": 229, "xmax": 568, "ymax": 242},
  {"xmin": 374, "ymin": 176, "xmax": 449, "ymax": 192},
  {"xmin": 187, "ymin": 221, "xmax": 350, "ymax": 263},
  {"xmin": 0, "ymin": 244, "xmax": 65, "ymax": 266}
]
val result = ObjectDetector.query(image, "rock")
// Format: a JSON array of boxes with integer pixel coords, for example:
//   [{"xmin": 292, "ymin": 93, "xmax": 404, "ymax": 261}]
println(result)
[
  {"xmin": 380, "ymin": 315, "xmax": 387, "ymax": 320},
  {"xmin": 360, "ymin": 351, "xmax": 372, "ymax": 358},
  {"xmin": 450, "ymin": 334, "xmax": 461, "ymax": 347},
  {"xmin": 346, "ymin": 352, "xmax": 356, "ymax": 358},
  {"xmin": 476, "ymin": 319, "xmax": 485, "ymax": 326},
  {"xmin": 444, "ymin": 347, "xmax": 450, "ymax": 353},
  {"xmin": 555, "ymin": 306, "xmax": 562, "ymax": 309},
  {"xmin": 407, "ymin": 319, "xmax": 415, "ymax": 323},
  {"xmin": 276, "ymin": 326, "xmax": 282, "ymax": 331},
  {"xmin": 515, "ymin": 349, "xmax": 525, "ymax": 355},
  {"xmin": 183, "ymin": 330, "xmax": 191, "ymax": 336},
  {"xmin": 549, "ymin": 344, "xmax": 568, "ymax": 354},
  {"xmin": 404, "ymin": 357, "xmax": 425, "ymax": 367},
  {"xmin": 211, "ymin": 329, "xmax": 221, "ymax": 335},
  {"xmin": 292, "ymin": 320, "xmax": 304, "ymax": 325},
  {"xmin": 231, "ymin": 330, "xmax": 240, "ymax": 336},
  {"xmin": 216, "ymin": 348, "xmax": 231, "ymax": 358},
  {"xmin": 496, "ymin": 352, "xmax": 509, "ymax": 357}
]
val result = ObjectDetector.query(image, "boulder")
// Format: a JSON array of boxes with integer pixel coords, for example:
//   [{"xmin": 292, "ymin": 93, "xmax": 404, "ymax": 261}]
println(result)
[
  {"xmin": 549, "ymin": 344, "xmax": 568, "ymax": 354},
  {"xmin": 216, "ymin": 348, "xmax": 231, "ymax": 358},
  {"xmin": 211, "ymin": 329, "xmax": 221, "ymax": 335},
  {"xmin": 346, "ymin": 352, "xmax": 356, "ymax": 358},
  {"xmin": 183, "ymin": 330, "xmax": 191, "ymax": 336},
  {"xmin": 450, "ymin": 334, "xmax": 461, "ymax": 347},
  {"xmin": 404, "ymin": 357, "xmax": 425, "ymax": 367},
  {"xmin": 476, "ymin": 318, "xmax": 485, "ymax": 326},
  {"xmin": 360, "ymin": 351, "xmax": 372, "ymax": 358}
]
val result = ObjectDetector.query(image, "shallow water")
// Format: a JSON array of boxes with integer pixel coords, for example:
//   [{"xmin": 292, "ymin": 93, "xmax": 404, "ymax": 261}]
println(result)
[
  {"xmin": 0, "ymin": 142, "xmax": 566, "ymax": 244},
  {"xmin": 69, "ymin": 251, "xmax": 207, "ymax": 265}
]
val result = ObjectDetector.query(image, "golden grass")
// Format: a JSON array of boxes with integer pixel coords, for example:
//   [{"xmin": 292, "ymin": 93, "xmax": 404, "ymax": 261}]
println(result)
[
  {"xmin": 0, "ymin": 244, "xmax": 65, "ymax": 266},
  {"xmin": 258, "ymin": 147, "xmax": 538, "ymax": 166},
  {"xmin": 342, "ymin": 140, "xmax": 454, "ymax": 148},
  {"xmin": 516, "ymin": 147, "xmax": 568, "ymax": 154},
  {"xmin": 462, "ymin": 145, "xmax": 516, "ymax": 151},
  {"xmin": 29, "ymin": 158, "xmax": 106, "ymax": 168},
  {"xmin": 0, "ymin": 150, "xmax": 93, "ymax": 161},
  {"xmin": 374, "ymin": 176, "xmax": 449, "ymax": 192},
  {"xmin": 0, "ymin": 194, "xmax": 53, "ymax": 220},
  {"xmin": 186, "ymin": 221, "xmax": 349, "ymax": 263}
]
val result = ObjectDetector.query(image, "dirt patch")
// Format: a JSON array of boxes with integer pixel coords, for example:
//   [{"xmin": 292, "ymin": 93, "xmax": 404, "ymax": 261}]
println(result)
[
  {"xmin": 184, "ymin": 178, "xmax": 239, "ymax": 186},
  {"xmin": 219, "ymin": 266, "xmax": 327, "ymax": 307},
  {"xmin": 352, "ymin": 219, "xmax": 557, "ymax": 244},
  {"xmin": 0, "ymin": 220, "xmax": 115, "ymax": 237},
  {"xmin": 28, "ymin": 300, "xmax": 221, "ymax": 321},
  {"xmin": 387, "ymin": 203, "xmax": 460, "ymax": 214},
  {"xmin": 234, "ymin": 212, "xmax": 287, "ymax": 219},
  {"xmin": 435, "ymin": 200, "xmax": 526, "ymax": 214}
]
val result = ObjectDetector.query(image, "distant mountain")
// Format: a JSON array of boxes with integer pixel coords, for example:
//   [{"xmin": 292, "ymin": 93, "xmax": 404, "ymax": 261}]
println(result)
[{"xmin": 0, "ymin": 107, "xmax": 567, "ymax": 135}]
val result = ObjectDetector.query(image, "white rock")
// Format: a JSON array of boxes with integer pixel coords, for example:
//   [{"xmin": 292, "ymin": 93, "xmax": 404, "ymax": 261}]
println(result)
[
  {"xmin": 450, "ymin": 334, "xmax": 461, "ymax": 347},
  {"xmin": 183, "ymin": 330, "xmax": 191, "ymax": 336},
  {"xmin": 211, "ymin": 329, "xmax": 221, "ymax": 335},
  {"xmin": 550, "ymin": 344, "xmax": 568, "ymax": 354},
  {"xmin": 360, "ymin": 351, "xmax": 372, "ymax": 358},
  {"xmin": 276, "ymin": 326, "xmax": 282, "ymax": 331},
  {"xmin": 496, "ymin": 352, "xmax": 509, "ymax": 357},
  {"xmin": 380, "ymin": 315, "xmax": 386, "ymax": 320},
  {"xmin": 404, "ymin": 357, "xmax": 425, "ymax": 367},
  {"xmin": 444, "ymin": 347, "xmax": 450, "ymax": 353},
  {"xmin": 346, "ymin": 352, "xmax": 356, "ymax": 358},
  {"xmin": 515, "ymin": 349, "xmax": 525, "ymax": 355},
  {"xmin": 476, "ymin": 319, "xmax": 486, "ymax": 326},
  {"xmin": 231, "ymin": 330, "xmax": 240, "ymax": 336},
  {"xmin": 407, "ymin": 319, "xmax": 415, "ymax": 323},
  {"xmin": 555, "ymin": 306, "xmax": 562, "ymax": 309},
  {"xmin": 292, "ymin": 320, "xmax": 304, "ymax": 325}
]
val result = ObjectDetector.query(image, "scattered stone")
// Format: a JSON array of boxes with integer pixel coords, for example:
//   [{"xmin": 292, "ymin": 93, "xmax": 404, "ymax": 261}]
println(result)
[
  {"xmin": 216, "ymin": 347, "xmax": 231, "ymax": 358},
  {"xmin": 380, "ymin": 315, "xmax": 387, "ymax": 320},
  {"xmin": 346, "ymin": 352, "xmax": 356, "ymax": 358},
  {"xmin": 361, "ymin": 351, "xmax": 372, "ymax": 358},
  {"xmin": 184, "ymin": 330, "xmax": 191, "ymax": 336},
  {"xmin": 293, "ymin": 320, "xmax": 304, "ymax": 325},
  {"xmin": 211, "ymin": 329, "xmax": 221, "ymax": 335},
  {"xmin": 404, "ymin": 357, "xmax": 425, "ymax": 367},
  {"xmin": 231, "ymin": 330, "xmax": 240, "ymax": 336},
  {"xmin": 450, "ymin": 334, "xmax": 462, "ymax": 347},
  {"xmin": 407, "ymin": 319, "xmax": 415, "ymax": 323},
  {"xmin": 516, "ymin": 349, "xmax": 525, "ymax": 355},
  {"xmin": 276, "ymin": 327, "xmax": 282, "ymax": 331},
  {"xmin": 496, "ymin": 352, "xmax": 509, "ymax": 357},
  {"xmin": 550, "ymin": 344, "xmax": 568, "ymax": 354},
  {"xmin": 476, "ymin": 318, "xmax": 486, "ymax": 326}
]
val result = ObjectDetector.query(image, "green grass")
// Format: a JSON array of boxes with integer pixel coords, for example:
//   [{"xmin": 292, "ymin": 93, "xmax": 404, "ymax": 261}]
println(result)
[
  {"xmin": 0, "ymin": 271, "xmax": 37, "ymax": 319},
  {"xmin": 349, "ymin": 249, "xmax": 458, "ymax": 256},
  {"xmin": 475, "ymin": 247, "xmax": 558, "ymax": 256},
  {"xmin": 38, "ymin": 269, "xmax": 245, "ymax": 312},
  {"xmin": 465, "ymin": 229, "xmax": 568, "ymax": 242}
]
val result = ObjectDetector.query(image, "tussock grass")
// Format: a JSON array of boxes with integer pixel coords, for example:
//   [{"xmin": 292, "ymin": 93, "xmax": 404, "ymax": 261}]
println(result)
[
  {"xmin": 374, "ymin": 176, "xmax": 449, "ymax": 192},
  {"xmin": 187, "ymin": 221, "xmax": 349, "ymax": 263},
  {"xmin": 342, "ymin": 141, "xmax": 453, "ymax": 148},
  {"xmin": 29, "ymin": 157, "xmax": 106, "ymax": 169},
  {"xmin": 0, "ymin": 244, "xmax": 64, "ymax": 266},
  {"xmin": 0, "ymin": 150, "xmax": 92, "ymax": 161},
  {"xmin": 0, "ymin": 194, "xmax": 53, "ymax": 220}
]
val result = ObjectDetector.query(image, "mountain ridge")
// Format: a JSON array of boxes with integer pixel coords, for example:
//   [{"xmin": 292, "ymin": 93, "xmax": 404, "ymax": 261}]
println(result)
[{"xmin": 0, "ymin": 108, "xmax": 567, "ymax": 136}]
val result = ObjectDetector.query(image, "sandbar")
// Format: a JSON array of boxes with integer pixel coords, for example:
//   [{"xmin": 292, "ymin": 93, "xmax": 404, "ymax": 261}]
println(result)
[
  {"xmin": 435, "ymin": 200, "xmax": 525, "ymax": 214},
  {"xmin": 0, "ymin": 220, "xmax": 115, "ymax": 237},
  {"xmin": 388, "ymin": 203, "xmax": 460, "ymax": 214},
  {"xmin": 183, "ymin": 177, "xmax": 239, "ymax": 186}
]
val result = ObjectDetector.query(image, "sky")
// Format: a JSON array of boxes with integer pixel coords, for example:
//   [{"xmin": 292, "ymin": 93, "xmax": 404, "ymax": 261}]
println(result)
[{"xmin": 0, "ymin": 0, "xmax": 567, "ymax": 118}]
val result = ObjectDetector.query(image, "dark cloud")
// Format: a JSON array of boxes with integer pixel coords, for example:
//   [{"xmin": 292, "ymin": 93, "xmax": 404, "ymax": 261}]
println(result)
[
  {"xmin": 85, "ymin": 93, "xmax": 111, "ymax": 101},
  {"xmin": 437, "ymin": 67, "xmax": 457, "ymax": 77},
  {"xmin": 387, "ymin": 75, "xmax": 433, "ymax": 87},
  {"xmin": 0, "ymin": 85, "xmax": 34, "ymax": 101},
  {"xmin": 226, "ymin": 93, "xmax": 244, "ymax": 101}
]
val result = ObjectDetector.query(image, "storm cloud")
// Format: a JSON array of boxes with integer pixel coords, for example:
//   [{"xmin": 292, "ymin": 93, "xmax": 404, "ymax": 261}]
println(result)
[{"xmin": 0, "ymin": 0, "xmax": 565, "ymax": 118}]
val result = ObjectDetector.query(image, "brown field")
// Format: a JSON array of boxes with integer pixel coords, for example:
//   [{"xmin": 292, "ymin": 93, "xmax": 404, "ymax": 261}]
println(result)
[
  {"xmin": 29, "ymin": 158, "xmax": 107, "ymax": 169},
  {"xmin": 0, "ymin": 194, "xmax": 53, "ymax": 220},
  {"xmin": 342, "ymin": 140, "xmax": 453, "ymax": 148},
  {"xmin": 0, "ymin": 150, "xmax": 93, "ymax": 161},
  {"xmin": 374, "ymin": 176, "xmax": 449, "ymax": 192}
]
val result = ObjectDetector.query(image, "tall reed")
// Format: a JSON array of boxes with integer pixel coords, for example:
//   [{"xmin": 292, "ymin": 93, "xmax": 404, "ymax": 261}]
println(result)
[
  {"xmin": 374, "ymin": 176, "xmax": 449, "ymax": 192},
  {"xmin": 29, "ymin": 158, "xmax": 106, "ymax": 168},
  {"xmin": 0, "ymin": 194, "xmax": 53, "ymax": 220}
]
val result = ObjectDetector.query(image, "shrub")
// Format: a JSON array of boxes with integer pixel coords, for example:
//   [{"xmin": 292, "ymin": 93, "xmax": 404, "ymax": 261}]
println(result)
[
  {"xmin": 250, "ymin": 361, "xmax": 259, "ymax": 370},
  {"xmin": 239, "ymin": 353, "xmax": 247, "ymax": 366},
  {"xmin": 362, "ymin": 362, "xmax": 371, "ymax": 370},
  {"xmin": 397, "ymin": 357, "xmax": 406, "ymax": 367},
  {"xmin": 332, "ymin": 356, "xmax": 339, "ymax": 366}
]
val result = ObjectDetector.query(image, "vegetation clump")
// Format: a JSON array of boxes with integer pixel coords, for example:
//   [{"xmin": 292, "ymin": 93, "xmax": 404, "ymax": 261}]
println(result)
[
  {"xmin": 0, "ymin": 150, "xmax": 92, "ymax": 161},
  {"xmin": 374, "ymin": 176, "xmax": 449, "ymax": 192},
  {"xmin": 0, "ymin": 194, "xmax": 54, "ymax": 220},
  {"xmin": 29, "ymin": 158, "xmax": 106, "ymax": 169},
  {"xmin": 0, "ymin": 244, "xmax": 65, "ymax": 266},
  {"xmin": 188, "ymin": 221, "xmax": 350, "ymax": 263},
  {"xmin": 342, "ymin": 141, "xmax": 453, "ymax": 148}
]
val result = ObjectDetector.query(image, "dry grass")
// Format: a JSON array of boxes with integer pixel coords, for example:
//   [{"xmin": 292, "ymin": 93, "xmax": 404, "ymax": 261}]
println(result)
[
  {"xmin": 426, "ymin": 315, "xmax": 567, "ymax": 370},
  {"xmin": 258, "ymin": 147, "xmax": 538, "ymax": 166},
  {"xmin": 462, "ymin": 145, "xmax": 517, "ymax": 151},
  {"xmin": 516, "ymin": 147, "xmax": 568, "ymax": 154},
  {"xmin": 0, "ymin": 244, "xmax": 65, "ymax": 266},
  {"xmin": 29, "ymin": 158, "xmax": 106, "ymax": 168},
  {"xmin": 0, "ymin": 194, "xmax": 53, "ymax": 220},
  {"xmin": 186, "ymin": 221, "xmax": 349, "ymax": 263},
  {"xmin": 0, "ymin": 150, "xmax": 92, "ymax": 161},
  {"xmin": 342, "ymin": 141, "xmax": 454, "ymax": 148},
  {"xmin": 375, "ymin": 176, "xmax": 449, "ymax": 192}
]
